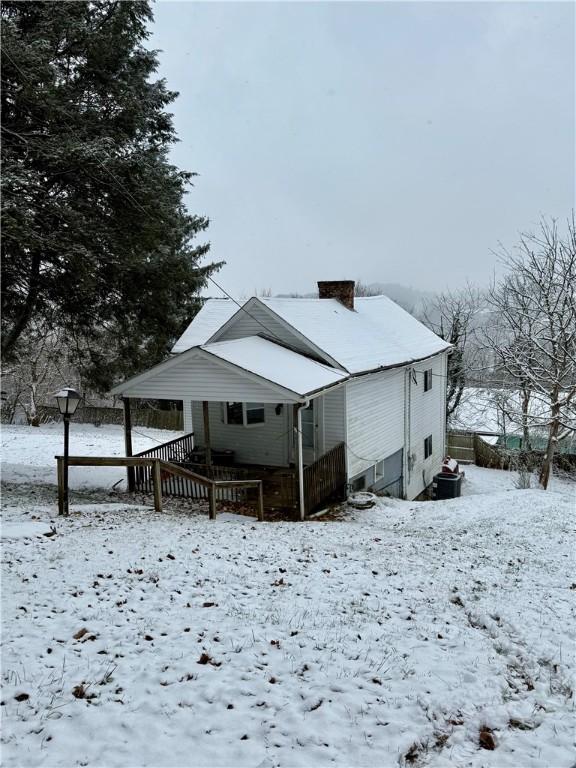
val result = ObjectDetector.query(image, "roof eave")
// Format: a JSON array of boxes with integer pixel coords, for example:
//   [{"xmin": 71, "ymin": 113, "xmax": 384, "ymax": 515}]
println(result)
[{"xmin": 345, "ymin": 346, "xmax": 452, "ymax": 380}]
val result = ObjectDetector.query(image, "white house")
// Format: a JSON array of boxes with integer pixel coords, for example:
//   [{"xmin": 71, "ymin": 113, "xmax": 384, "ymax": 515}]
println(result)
[{"xmin": 111, "ymin": 280, "xmax": 451, "ymax": 516}]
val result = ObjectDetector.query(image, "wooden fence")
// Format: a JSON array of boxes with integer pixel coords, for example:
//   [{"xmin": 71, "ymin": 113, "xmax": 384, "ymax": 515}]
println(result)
[
  {"xmin": 303, "ymin": 442, "xmax": 347, "ymax": 515},
  {"xmin": 473, "ymin": 434, "xmax": 512, "ymax": 470},
  {"xmin": 447, "ymin": 430, "xmax": 576, "ymax": 473},
  {"xmin": 39, "ymin": 405, "xmax": 183, "ymax": 431},
  {"xmin": 447, "ymin": 431, "xmax": 514, "ymax": 469},
  {"xmin": 446, "ymin": 431, "xmax": 475, "ymax": 464}
]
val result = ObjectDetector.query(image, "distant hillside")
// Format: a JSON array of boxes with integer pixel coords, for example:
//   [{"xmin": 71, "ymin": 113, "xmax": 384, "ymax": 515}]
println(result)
[{"xmin": 355, "ymin": 283, "xmax": 434, "ymax": 314}]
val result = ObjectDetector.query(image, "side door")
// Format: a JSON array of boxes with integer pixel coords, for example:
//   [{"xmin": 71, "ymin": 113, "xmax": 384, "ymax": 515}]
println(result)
[{"xmin": 301, "ymin": 399, "xmax": 325, "ymax": 465}]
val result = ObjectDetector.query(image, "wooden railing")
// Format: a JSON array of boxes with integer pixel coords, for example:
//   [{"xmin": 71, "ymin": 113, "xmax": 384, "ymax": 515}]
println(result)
[
  {"xmin": 303, "ymin": 442, "xmax": 347, "ymax": 515},
  {"xmin": 133, "ymin": 433, "xmax": 298, "ymax": 512},
  {"xmin": 134, "ymin": 432, "xmax": 195, "ymax": 463},
  {"xmin": 133, "ymin": 433, "xmax": 194, "ymax": 495},
  {"xmin": 56, "ymin": 455, "xmax": 264, "ymax": 520}
]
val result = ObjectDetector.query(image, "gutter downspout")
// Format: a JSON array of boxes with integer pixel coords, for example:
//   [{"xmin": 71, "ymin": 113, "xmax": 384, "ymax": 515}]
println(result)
[
  {"xmin": 294, "ymin": 400, "xmax": 308, "ymax": 521},
  {"xmin": 403, "ymin": 368, "xmax": 412, "ymax": 499}
]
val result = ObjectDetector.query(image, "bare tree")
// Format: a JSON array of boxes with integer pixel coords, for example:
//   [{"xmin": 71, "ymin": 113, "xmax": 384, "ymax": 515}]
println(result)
[
  {"xmin": 486, "ymin": 216, "xmax": 576, "ymax": 488},
  {"xmin": 354, "ymin": 281, "xmax": 383, "ymax": 298},
  {"xmin": 422, "ymin": 286, "xmax": 485, "ymax": 421},
  {"xmin": 4, "ymin": 320, "xmax": 73, "ymax": 426}
]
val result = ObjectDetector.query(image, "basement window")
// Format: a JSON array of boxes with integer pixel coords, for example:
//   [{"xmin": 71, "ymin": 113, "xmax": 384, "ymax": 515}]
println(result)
[
  {"xmin": 224, "ymin": 402, "xmax": 265, "ymax": 427},
  {"xmin": 424, "ymin": 369, "xmax": 433, "ymax": 392},
  {"xmin": 424, "ymin": 435, "xmax": 433, "ymax": 459}
]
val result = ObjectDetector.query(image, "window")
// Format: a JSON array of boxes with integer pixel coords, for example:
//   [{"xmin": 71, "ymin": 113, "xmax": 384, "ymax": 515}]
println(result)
[
  {"xmin": 224, "ymin": 402, "xmax": 265, "ymax": 427},
  {"xmin": 225, "ymin": 402, "xmax": 243, "ymax": 425},
  {"xmin": 375, "ymin": 460, "xmax": 384, "ymax": 479},
  {"xmin": 246, "ymin": 403, "xmax": 265, "ymax": 425},
  {"xmin": 424, "ymin": 369, "xmax": 433, "ymax": 392},
  {"xmin": 424, "ymin": 435, "xmax": 433, "ymax": 459}
]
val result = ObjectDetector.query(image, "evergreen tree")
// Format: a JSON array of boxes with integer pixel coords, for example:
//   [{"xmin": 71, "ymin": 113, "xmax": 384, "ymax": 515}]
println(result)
[{"xmin": 1, "ymin": 1, "xmax": 220, "ymax": 390}]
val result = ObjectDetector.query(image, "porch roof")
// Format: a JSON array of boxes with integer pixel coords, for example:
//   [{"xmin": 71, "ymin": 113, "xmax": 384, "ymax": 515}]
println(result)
[
  {"xmin": 110, "ymin": 336, "xmax": 346, "ymax": 402},
  {"xmin": 202, "ymin": 336, "xmax": 346, "ymax": 393}
]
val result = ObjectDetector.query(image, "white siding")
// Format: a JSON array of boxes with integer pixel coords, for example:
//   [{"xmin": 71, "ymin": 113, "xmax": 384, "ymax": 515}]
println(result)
[
  {"xmin": 210, "ymin": 301, "xmax": 341, "ymax": 368},
  {"xmin": 323, "ymin": 387, "xmax": 346, "ymax": 452},
  {"xmin": 183, "ymin": 400, "xmax": 193, "ymax": 433},
  {"xmin": 345, "ymin": 353, "xmax": 448, "ymax": 498},
  {"xmin": 192, "ymin": 401, "xmax": 290, "ymax": 466},
  {"xmin": 406, "ymin": 352, "xmax": 447, "ymax": 499},
  {"xmin": 120, "ymin": 352, "xmax": 300, "ymax": 403},
  {"xmin": 345, "ymin": 369, "xmax": 405, "ymax": 479},
  {"xmin": 210, "ymin": 303, "xmax": 312, "ymax": 355}
]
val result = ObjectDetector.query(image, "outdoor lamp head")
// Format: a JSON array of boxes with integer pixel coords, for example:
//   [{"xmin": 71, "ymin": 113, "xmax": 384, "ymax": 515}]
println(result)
[{"xmin": 54, "ymin": 388, "xmax": 82, "ymax": 417}]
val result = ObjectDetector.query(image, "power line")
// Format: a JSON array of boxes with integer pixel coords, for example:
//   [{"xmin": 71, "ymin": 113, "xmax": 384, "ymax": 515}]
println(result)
[
  {"xmin": 9, "ymin": 45, "xmax": 562, "ymax": 402},
  {"xmin": 4, "ymin": 46, "xmax": 348, "ymax": 378}
]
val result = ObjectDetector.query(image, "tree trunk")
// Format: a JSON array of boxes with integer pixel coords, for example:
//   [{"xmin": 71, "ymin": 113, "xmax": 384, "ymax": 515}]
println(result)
[
  {"xmin": 521, "ymin": 386, "xmax": 531, "ymax": 450},
  {"xmin": 539, "ymin": 409, "xmax": 560, "ymax": 490},
  {"xmin": 1, "ymin": 252, "xmax": 41, "ymax": 361}
]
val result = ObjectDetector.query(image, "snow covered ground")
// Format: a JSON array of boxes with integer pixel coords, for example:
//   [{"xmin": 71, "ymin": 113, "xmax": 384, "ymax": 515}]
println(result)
[
  {"xmin": 461, "ymin": 463, "xmax": 574, "ymax": 496},
  {"xmin": 1, "ymin": 425, "xmax": 575, "ymax": 767},
  {"xmin": 1, "ymin": 423, "xmax": 182, "ymax": 489}
]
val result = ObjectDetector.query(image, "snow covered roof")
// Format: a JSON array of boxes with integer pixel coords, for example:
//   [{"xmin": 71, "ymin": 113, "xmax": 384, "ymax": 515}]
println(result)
[
  {"xmin": 172, "ymin": 292, "xmax": 449, "ymax": 378},
  {"xmin": 209, "ymin": 295, "xmax": 450, "ymax": 373},
  {"xmin": 111, "ymin": 335, "xmax": 345, "ymax": 401},
  {"xmin": 260, "ymin": 295, "xmax": 447, "ymax": 373},
  {"xmin": 172, "ymin": 300, "xmax": 238, "ymax": 354},
  {"xmin": 201, "ymin": 337, "xmax": 346, "ymax": 396}
]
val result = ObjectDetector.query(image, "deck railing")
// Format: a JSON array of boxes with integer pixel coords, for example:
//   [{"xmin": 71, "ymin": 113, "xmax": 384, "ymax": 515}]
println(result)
[
  {"xmin": 134, "ymin": 432, "xmax": 195, "ymax": 463},
  {"xmin": 133, "ymin": 432, "xmax": 194, "ymax": 497},
  {"xmin": 303, "ymin": 442, "xmax": 347, "ymax": 515},
  {"xmin": 133, "ymin": 434, "xmax": 267, "ymax": 509},
  {"xmin": 133, "ymin": 432, "xmax": 348, "ymax": 516},
  {"xmin": 56, "ymin": 454, "xmax": 264, "ymax": 520}
]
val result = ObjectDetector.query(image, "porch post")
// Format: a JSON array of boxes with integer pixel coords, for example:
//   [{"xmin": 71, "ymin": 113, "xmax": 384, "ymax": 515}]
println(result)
[
  {"xmin": 123, "ymin": 397, "xmax": 135, "ymax": 492},
  {"xmin": 294, "ymin": 404, "xmax": 305, "ymax": 521},
  {"xmin": 202, "ymin": 400, "xmax": 212, "ymax": 466}
]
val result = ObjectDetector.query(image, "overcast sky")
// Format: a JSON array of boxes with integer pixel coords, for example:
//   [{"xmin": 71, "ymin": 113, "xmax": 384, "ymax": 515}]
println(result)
[{"xmin": 150, "ymin": 1, "xmax": 574, "ymax": 298}]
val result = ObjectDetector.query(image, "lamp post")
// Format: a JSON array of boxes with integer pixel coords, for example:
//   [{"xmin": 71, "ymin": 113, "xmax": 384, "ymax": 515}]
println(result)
[{"xmin": 54, "ymin": 388, "xmax": 82, "ymax": 516}]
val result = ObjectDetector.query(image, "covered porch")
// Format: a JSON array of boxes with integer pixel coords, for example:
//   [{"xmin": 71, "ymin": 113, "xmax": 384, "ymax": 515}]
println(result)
[
  {"xmin": 111, "ymin": 337, "xmax": 348, "ymax": 518},
  {"xmin": 128, "ymin": 430, "xmax": 346, "ymax": 517}
]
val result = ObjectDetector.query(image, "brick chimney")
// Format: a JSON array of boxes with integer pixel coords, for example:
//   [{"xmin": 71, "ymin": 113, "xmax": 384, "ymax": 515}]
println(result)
[{"xmin": 317, "ymin": 280, "xmax": 355, "ymax": 310}]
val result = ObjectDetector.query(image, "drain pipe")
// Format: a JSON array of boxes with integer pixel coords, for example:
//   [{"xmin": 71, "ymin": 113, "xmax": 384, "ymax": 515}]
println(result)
[{"xmin": 294, "ymin": 400, "xmax": 308, "ymax": 521}]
